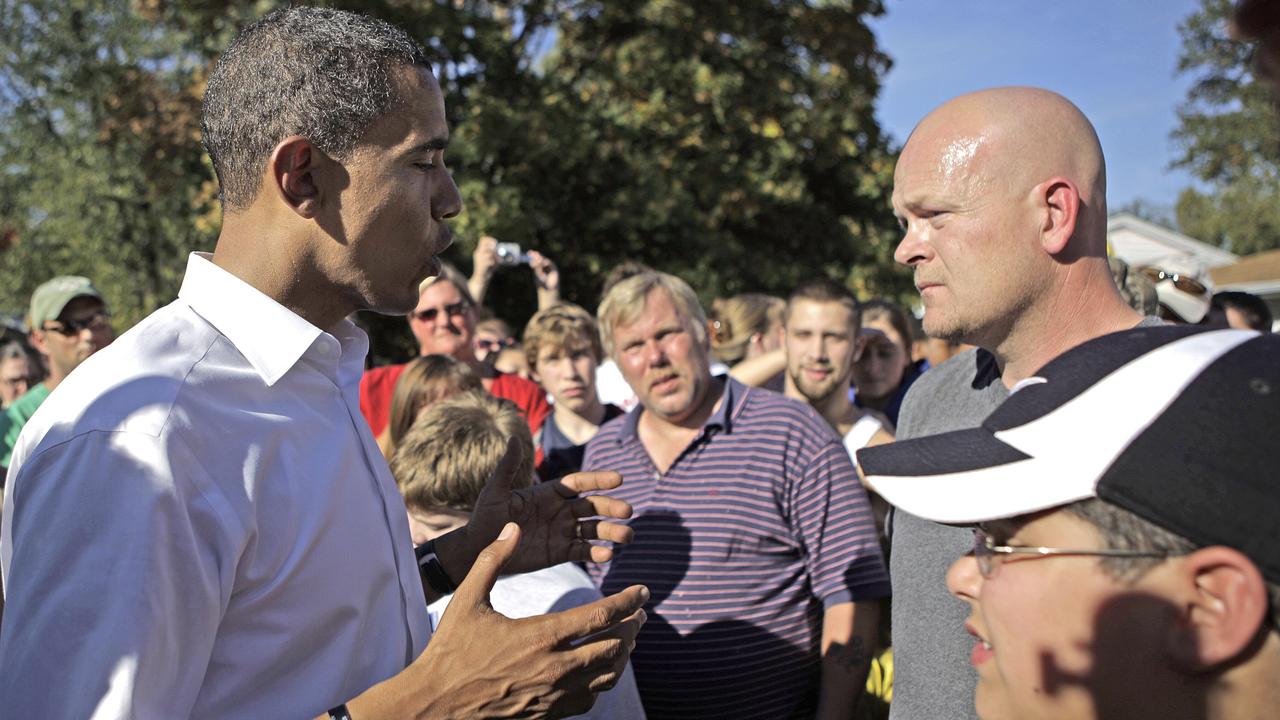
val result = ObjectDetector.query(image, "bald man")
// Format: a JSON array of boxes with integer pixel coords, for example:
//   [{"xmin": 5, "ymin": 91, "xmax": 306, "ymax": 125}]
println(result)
[{"xmin": 886, "ymin": 87, "xmax": 1160, "ymax": 719}]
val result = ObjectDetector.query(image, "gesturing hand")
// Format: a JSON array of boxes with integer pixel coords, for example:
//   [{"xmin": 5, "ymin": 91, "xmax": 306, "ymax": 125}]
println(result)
[
  {"xmin": 445, "ymin": 437, "xmax": 634, "ymax": 580},
  {"xmin": 348, "ymin": 523, "xmax": 649, "ymax": 719}
]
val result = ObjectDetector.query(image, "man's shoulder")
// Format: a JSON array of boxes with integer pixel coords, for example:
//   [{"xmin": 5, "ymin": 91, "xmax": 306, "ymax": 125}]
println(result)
[
  {"xmin": 734, "ymin": 383, "xmax": 839, "ymax": 441},
  {"xmin": 20, "ymin": 303, "xmax": 222, "ymax": 451},
  {"xmin": 898, "ymin": 347, "xmax": 1006, "ymax": 439}
]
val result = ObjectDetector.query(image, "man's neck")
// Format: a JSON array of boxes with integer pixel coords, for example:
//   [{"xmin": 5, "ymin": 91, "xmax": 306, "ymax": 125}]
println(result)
[
  {"xmin": 637, "ymin": 375, "xmax": 724, "ymax": 473},
  {"xmin": 553, "ymin": 400, "xmax": 607, "ymax": 445},
  {"xmin": 987, "ymin": 270, "xmax": 1143, "ymax": 388},
  {"xmin": 212, "ymin": 213, "xmax": 350, "ymax": 332},
  {"xmin": 788, "ymin": 376, "xmax": 861, "ymax": 435}
]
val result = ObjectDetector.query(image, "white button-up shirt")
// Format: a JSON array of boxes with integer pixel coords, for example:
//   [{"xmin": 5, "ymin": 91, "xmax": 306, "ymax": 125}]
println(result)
[{"xmin": 1, "ymin": 253, "xmax": 430, "ymax": 718}]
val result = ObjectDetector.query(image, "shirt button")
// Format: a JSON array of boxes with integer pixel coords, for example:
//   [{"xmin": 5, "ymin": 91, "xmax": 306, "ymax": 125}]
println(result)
[
  {"xmin": 652, "ymin": 471, "xmax": 660, "ymax": 481},
  {"xmin": 316, "ymin": 343, "xmax": 331, "ymax": 355}
]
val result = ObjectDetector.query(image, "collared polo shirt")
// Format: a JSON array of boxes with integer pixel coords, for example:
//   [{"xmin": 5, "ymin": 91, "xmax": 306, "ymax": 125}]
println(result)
[
  {"xmin": 584, "ymin": 377, "xmax": 890, "ymax": 720},
  {"xmin": 0, "ymin": 253, "xmax": 429, "ymax": 718}
]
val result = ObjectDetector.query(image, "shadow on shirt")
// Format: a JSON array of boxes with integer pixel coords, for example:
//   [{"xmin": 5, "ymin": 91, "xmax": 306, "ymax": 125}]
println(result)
[{"xmin": 601, "ymin": 509, "xmax": 819, "ymax": 720}]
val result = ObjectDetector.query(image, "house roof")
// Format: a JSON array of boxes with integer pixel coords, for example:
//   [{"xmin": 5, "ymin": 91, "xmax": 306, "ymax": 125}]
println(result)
[
  {"xmin": 1210, "ymin": 248, "xmax": 1280, "ymax": 297},
  {"xmin": 1107, "ymin": 213, "xmax": 1240, "ymax": 270}
]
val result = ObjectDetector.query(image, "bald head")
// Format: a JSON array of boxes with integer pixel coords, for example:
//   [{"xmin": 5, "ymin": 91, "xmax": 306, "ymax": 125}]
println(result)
[{"xmin": 901, "ymin": 87, "xmax": 1107, "ymax": 253}]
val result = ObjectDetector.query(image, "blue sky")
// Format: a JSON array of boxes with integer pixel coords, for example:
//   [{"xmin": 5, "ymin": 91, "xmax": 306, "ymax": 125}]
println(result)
[{"xmin": 869, "ymin": 0, "xmax": 1205, "ymax": 212}]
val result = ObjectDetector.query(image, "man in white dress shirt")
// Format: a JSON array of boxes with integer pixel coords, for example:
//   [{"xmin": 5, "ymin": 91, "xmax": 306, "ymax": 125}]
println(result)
[{"xmin": 0, "ymin": 7, "xmax": 646, "ymax": 719}]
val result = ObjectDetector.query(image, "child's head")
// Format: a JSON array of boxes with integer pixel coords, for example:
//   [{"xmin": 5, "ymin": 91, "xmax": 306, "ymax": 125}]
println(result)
[
  {"xmin": 386, "ymin": 354, "xmax": 483, "ymax": 457},
  {"xmin": 390, "ymin": 390, "xmax": 535, "ymax": 543},
  {"xmin": 523, "ymin": 303, "xmax": 603, "ymax": 414}
]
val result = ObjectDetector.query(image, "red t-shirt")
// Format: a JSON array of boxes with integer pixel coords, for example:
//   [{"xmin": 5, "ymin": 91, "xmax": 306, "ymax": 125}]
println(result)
[{"xmin": 359, "ymin": 362, "xmax": 551, "ymax": 442}]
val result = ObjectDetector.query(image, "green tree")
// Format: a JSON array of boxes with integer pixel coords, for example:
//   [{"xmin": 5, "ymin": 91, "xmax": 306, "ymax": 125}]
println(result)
[
  {"xmin": 0, "ymin": 0, "xmax": 906, "ymax": 355},
  {"xmin": 1172, "ymin": 0, "xmax": 1280, "ymax": 256}
]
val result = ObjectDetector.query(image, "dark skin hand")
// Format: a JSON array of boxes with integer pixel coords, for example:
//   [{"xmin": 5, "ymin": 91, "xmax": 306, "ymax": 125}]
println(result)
[
  {"xmin": 344, "ymin": 523, "xmax": 649, "ymax": 719},
  {"xmin": 433, "ymin": 437, "xmax": 636, "ymax": 586}
]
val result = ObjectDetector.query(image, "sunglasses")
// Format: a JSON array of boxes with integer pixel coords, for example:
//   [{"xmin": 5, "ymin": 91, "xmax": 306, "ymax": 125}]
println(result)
[
  {"xmin": 43, "ymin": 312, "xmax": 111, "ymax": 337},
  {"xmin": 1138, "ymin": 267, "xmax": 1208, "ymax": 297},
  {"xmin": 476, "ymin": 338, "xmax": 513, "ymax": 352},
  {"xmin": 411, "ymin": 302, "xmax": 469, "ymax": 323}
]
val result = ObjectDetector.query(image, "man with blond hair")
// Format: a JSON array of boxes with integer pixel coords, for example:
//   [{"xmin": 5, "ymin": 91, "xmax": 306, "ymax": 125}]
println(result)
[
  {"xmin": 523, "ymin": 302, "xmax": 622, "ymax": 481},
  {"xmin": 585, "ymin": 270, "xmax": 889, "ymax": 720},
  {"xmin": 885, "ymin": 87, "xmax": 1162, "ymax": 719}
]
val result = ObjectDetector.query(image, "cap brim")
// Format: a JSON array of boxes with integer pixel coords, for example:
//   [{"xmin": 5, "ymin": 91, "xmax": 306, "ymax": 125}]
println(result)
[{"xmin": 857, "ymin": 429, "xmax": 1097, "ymax": 524}]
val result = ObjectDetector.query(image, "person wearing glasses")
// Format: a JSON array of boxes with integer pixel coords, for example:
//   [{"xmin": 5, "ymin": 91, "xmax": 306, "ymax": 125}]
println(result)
[
  {"xmin": 860, "ymin": 325, "xmax": 1280, "ymax": 720},
  {"xmin": 0, "ymin": 275, "xmax": 113, "ymax": 472},
  {"xmin": 359, "ymin": 261, "xmax": 550, "ymax": 446}
]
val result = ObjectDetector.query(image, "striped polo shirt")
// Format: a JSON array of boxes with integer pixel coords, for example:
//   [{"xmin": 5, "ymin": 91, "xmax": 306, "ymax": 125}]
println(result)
[{"xmin": 584, "ymin": 377, "xmax": 890, "ymax": 720}]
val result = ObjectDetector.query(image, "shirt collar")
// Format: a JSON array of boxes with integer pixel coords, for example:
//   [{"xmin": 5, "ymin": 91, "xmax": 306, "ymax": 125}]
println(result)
[
  {"xmin": 178, "ymin": 253, "xmax": 367, "ymax": 387},
  {"xmin": 619, "ymin": 374, "xmax": 740, "ymax": 443}
]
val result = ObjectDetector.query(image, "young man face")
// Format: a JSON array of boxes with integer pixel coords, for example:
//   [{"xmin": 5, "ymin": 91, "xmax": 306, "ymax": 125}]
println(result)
[
  {"xmin": 535, "ymin": 342, "xmax": 599, "ymax": 415},
  {"xmin": 784, "ymin": 298, "xmax": 858, "ymax": 404},
  {"xmin": 947, "ymin": 510, "xmax": 1190, "ymax": 720}
]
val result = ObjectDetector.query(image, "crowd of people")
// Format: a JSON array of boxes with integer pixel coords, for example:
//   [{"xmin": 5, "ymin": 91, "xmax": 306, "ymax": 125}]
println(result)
[{"xmin": 0, "ymin": 3, "xmax": 1277, "ymax": 719}]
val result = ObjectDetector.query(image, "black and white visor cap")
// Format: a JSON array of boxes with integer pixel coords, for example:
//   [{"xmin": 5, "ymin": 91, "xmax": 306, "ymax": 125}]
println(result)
[{"xmin": 858, "ymin": 326, "xmax": 1278, "ymax": 537}]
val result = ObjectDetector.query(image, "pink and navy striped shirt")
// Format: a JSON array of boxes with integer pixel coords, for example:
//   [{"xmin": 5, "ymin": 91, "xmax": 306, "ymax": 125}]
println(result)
[{"xmin": 584, "ymin": 378, "xmax": 890, "ymax": 719}]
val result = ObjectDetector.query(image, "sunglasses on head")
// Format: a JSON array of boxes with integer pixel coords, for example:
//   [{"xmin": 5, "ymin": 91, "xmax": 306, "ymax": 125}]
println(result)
[
  {"xmin": 411, "ymin": 302, "xmax": 469, "ymax": 323},
  {"xmin": 43, "ymin": 312, "xmax": 111, "ymax": 336},
  {"xmin": 1138, "ymin": 266, "xmax": 1208, "ymax": 297}
]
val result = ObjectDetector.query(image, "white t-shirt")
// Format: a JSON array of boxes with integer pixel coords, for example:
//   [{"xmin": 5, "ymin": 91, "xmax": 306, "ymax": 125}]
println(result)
[
  {"xmin": 429, "ymin": 563, "xmax": 648, "ymax": 720},
  {"xmin": 843, "ymin": 413, "xmax": 885, "ymax": 466}
]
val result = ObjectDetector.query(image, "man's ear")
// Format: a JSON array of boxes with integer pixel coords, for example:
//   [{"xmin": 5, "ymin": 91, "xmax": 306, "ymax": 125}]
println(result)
[
  {"xmin": 268, "ymin": 135, "xmax": 323, "ymax": 218},
  {"xmin": 1165, "ymin": 546, "xmax": 1271, "ymax": 672},
  {"xmin": 28, "ymin": 328, "xmax": 47, "ymax": 356},
  {"xmin": 1035, "ymin": 177, "xmax": 1080, "ymax": 256}
]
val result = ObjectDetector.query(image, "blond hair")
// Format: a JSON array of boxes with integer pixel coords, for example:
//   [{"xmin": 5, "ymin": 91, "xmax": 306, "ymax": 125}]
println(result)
[
  {"xmin": 384, "ymin": 355, "xmax": 483, "ymax": 458},
  {"xmin": 597, "ymin": 271, "xmax": 708, "ymax": 359},
  {"xmin": 391, "ymin": 391, "xmax": 535, "ymax": 512},
  {"xmin": 708, "ymin": 293, "xmax": 784, "ymax": 365},
  {"xmin": 523, "ymin": 302, "xmax": 603, "ymax": 370}
]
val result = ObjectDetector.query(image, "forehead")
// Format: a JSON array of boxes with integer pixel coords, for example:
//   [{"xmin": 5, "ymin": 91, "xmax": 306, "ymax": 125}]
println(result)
[
  {"xmin": 614, "ymin": 288, "xmax": 683, "ymax": 337},
  {"xmin": 417, "ymin": 280, "xmax": 463, "ymax": 308},
  {"xmin": 787, "ymin": 298, "xmax": 856, "ymax": 329},
  {"xmin": 892, "ymin": 124, "xmax": 995, "ymax": 210},
  {"xmin": 355, "ymin": 65, "xmax": 448, "ymax": 157}
]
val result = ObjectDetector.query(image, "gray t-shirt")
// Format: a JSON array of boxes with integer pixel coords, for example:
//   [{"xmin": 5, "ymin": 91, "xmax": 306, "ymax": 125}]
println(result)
[
  {"xmin": 887, "ymin": 349, "xmax": 1005, "ymax": 720},
  {"xmin": 887, "ymin": 317, "xmax": 1163, "ymax": 720}
]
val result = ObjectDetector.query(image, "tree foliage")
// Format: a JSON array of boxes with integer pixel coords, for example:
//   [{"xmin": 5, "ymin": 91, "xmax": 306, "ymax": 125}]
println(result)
[
  {"xmin": 0, "ymin": 0, "xmax": 906, "ymax": 353},
  {"xmin": 1172, "ymin": 0, "xmax": 1280, "ymax": 256}
]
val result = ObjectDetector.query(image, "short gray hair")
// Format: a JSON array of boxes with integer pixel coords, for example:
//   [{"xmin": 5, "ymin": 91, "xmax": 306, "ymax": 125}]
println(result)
[
  {"xmin": 1066, "ymin": 498, "xmax": 1280, "ymax": 631},
  {"xmin": 201, "ymin": 7, "xmax": 431, "ymax": 211},
  {"xmin": 597, "ymin": 271, "xmax": 708, "ymax": 359}
]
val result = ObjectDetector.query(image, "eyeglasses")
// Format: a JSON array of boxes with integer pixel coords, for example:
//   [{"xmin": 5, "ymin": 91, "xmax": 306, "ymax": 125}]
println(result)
[
  {"xmin": 411, "ymin": 302, "xmax": 469, "ymax": 323},
  {"xmin": 972, "ymin": 528, "xmax": 1175, "ymax": 579},
  {"xmin": 475, "ymin": 338, "xmax": 513, "ymax": 353},
  {"xmin": 43, "ymin": 312, "xmax": 111, "ymax": 336},
  {"xmin": 1138, "ymin": 267, "xmax": 1209, "ymax": 298}
]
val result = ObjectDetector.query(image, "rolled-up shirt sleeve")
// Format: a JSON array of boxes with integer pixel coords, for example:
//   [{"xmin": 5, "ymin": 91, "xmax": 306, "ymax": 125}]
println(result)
[{"xmin": 0, "ymin": 429, "xmax": 244, "ymax": 718}]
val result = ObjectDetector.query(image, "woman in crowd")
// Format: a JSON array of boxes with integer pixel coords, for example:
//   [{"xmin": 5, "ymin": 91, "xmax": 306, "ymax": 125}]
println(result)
[
  {"xmin": 378, "ymin": 354, "xmax": 484, "ymax": 459},
  {"xmin": 709, "ymin": 293, "xmax": 785, "ymax": 387},
  {"xmin": 851, "ymin": 299, "xmax": 925, "ymax": 427}
]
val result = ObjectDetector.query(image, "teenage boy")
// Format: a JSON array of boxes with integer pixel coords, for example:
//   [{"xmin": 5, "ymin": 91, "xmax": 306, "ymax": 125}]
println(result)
[
  {"xmin": 859, "ymin": 325, "xmax": 1280, "ymax": 720},
  {"xmin": 524, "ymin": 303, "xmax": 623, "ymax": 481}
]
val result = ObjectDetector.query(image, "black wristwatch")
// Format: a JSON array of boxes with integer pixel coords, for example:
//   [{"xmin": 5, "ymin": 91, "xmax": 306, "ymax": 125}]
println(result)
[
  {"xmin": 328, "ymin": 703, "xmax": 352, "ymax": 720},
  {"xmin": 415, "ymin": 538, "xmax": 458, "ymax": 595}
]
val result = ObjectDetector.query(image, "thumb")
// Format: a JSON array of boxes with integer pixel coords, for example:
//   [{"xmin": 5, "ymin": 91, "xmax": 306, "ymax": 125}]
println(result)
[
  {"xmin": 453, "ymin": 522, "xmax": 520, "ymax": 609},
  {"xmin": 481, "ymin": 435, "xmax": 524, "ymax": 503}
]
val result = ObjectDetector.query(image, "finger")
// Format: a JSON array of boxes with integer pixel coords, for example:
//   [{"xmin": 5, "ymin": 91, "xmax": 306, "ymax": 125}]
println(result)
[
  {"xmin": 545, "ymin": 585, "xmax": 650, "ymax": 645},
  {"xmin": 589, "ymin": 519, "xmax": 635, "ymax": 545},
  {"xmin": 451, "ymin": 522, "xmax": 520, "ymax": 609},
  {"xmin": 575, "ymin": 493, "xmax": 633, "ymax": 521},
  {"xmin": 557, "ymin": 470, "xmax": 623, "ymax": 495},
  {"xmin": 481, "ymin": 436, "xmax": 524, "ymax": 504}
]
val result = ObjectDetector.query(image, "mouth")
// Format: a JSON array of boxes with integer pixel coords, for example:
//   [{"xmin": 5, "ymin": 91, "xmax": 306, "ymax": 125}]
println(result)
[
  {"xmin": 650, "ymin": 374, "xmax": 680, "ymax": 393},
  {"xmin": 965, "ymin": 622, "xmax": 994, "ymax": 667},
  {"xmin": 560, "ymin": 386, "xmax": 585, "ymax": 398}
]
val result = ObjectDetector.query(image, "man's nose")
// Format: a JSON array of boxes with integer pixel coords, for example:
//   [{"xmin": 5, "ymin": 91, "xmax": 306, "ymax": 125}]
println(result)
[
  {"xmin": 893, "ymin": 223, "xmax": 931, "ymax": 267},
  {"xmin": 434, "ymin": 171, "xmax": 463, "ymax": 221},
  {"xmin": 946, "ymin": 553, "xmax": 983, "ymax": 603}
]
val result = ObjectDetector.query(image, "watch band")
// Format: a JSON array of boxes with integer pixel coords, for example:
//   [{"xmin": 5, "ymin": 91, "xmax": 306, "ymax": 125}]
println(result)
[
  {"xmin": 415, "ymin": 539, "xmax": 458, "ymax": 594},
  {"xmin": 328, "ymin": 703, "xmax": 352, "ymax": 720}
]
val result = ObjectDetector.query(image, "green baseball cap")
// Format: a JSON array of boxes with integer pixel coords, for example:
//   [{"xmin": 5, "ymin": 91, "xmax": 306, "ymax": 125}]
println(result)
[{"xmin": 29, "ymin": 276, "xmax": 105, "ymax": 328}]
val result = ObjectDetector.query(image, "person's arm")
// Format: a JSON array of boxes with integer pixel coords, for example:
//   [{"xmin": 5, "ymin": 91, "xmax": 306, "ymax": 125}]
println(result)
[
  {"xmin": 468, "ymin": 235, "xmax": 499, "ymax": 307},
  {"xmin": 729, "ymin": 347, "xmax": 785, "ymax": 387},
  {"xmin": 816, "ymin": 600, "xmax": 880, "ymax": 720},
  {"xmin": 526, "ymin": 250, "xmax": 561, "ymax": 311},
  {"xmin": 0, "ymin": 433, "xmax": 234, "ymax": 717},
  {"xmin": 323, "ymin": 524, "xmax": 648, "ymax": 719}
]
